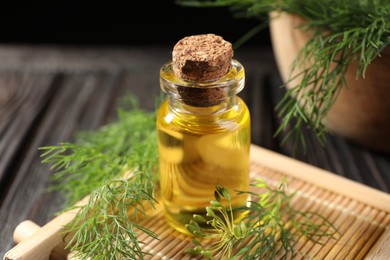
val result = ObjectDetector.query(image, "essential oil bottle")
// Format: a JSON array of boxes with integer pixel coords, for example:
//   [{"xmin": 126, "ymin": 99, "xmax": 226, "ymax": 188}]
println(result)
[{"xmin": 156, "ymin": 34, "xmax": 251, "ymax": 235}]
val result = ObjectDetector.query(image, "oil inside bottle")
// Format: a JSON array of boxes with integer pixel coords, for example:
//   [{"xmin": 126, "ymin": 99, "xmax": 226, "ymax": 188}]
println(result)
[{"xmin": 157, "ymin": 96, "xmax": 251, "ymax": 234}]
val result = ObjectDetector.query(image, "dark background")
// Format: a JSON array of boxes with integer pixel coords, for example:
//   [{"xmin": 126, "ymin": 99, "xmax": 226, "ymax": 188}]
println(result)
[{"xmin": 0, "ymin": 1, "xmax": 271, "ymax": 48}]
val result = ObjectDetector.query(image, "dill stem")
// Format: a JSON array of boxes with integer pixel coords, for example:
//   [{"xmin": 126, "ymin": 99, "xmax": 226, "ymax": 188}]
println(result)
[{"xmin": 63, "ymin": 171, "xmax": 159, "ymax": 259}]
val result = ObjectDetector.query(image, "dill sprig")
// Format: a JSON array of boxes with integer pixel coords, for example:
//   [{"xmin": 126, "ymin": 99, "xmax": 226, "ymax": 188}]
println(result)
[
  {"xmin": 177, "ymin": 0, "xmax": 390, "ymax": 152},
  {"xmin": 40, "ymin": 94, "xmax": 338, "ymax": 259},
  {"xmin": 65, "ymin": 176, "xmax": 159, "ymax": 259},
  {"xmin": 39, "ymin": 96, "xmax": 160, "ymax": 259},
  {"xmin": 40, "ymin": 96, "xmax": 159, "ymax": 206},
  {"xmin": 185, "ymin": 178, "xmax": 338, "ymax": 259}
]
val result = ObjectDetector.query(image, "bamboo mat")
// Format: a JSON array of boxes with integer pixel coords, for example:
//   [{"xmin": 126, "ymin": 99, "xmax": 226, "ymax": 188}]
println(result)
[
  {"xmin": 5, "ymin": 145, "xmax": 390, "ymax": 259},
  {"xmin": 136, "ymin": 145, "xmax": 390, "ymax": 259}
]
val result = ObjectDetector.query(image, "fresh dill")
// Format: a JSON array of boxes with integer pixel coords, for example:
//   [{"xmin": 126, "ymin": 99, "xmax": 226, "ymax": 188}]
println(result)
[
  {"xmin": 177, "ymin": 0, "xmax": 390, "ymax": 152},
  {"xmin": 40, "ymin": 94, "xmax": 337, "ymax": 259},
  {"xmin": 185, "ymin": 178, "xmax": 338, "ymax": 259},
  {"xmin": 64, "ymin": 176, "xmax": 159, "ymax": 259},
  {"xmin": 40, "ymin": 95, "xmax": 160, "ymax": 259}
]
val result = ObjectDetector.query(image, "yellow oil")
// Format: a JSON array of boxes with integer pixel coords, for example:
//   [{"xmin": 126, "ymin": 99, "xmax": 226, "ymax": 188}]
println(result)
[{"xmin": 157, "ymin": 97, "xmax": 251, "ymax": 234}]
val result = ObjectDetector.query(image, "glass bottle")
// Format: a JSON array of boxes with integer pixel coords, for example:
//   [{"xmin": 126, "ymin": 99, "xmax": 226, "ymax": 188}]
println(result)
[{"xmin": 156, "ymin": 36, "xmax": 251, "ymax": 235}]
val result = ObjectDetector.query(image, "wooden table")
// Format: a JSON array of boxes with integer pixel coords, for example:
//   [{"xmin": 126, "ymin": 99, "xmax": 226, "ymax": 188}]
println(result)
[{"xmin": 1, "ymin": 44, "xmax": 389, "ymax": 257}]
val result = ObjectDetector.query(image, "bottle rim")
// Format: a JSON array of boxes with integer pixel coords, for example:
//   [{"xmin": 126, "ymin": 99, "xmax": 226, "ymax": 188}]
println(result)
[{"xmin": 160, "ymin": 59, "xmax": 245, "ymax": 107}]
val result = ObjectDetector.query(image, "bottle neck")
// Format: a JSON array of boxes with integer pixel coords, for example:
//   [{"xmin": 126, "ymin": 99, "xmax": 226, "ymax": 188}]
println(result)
[
  {"xmin": 160, "ymin": 59, "xmax": 245, "ymax": 112},
  {"xmin": 168, "ymin": 95, "xmax": 238, "ymax": 116}
]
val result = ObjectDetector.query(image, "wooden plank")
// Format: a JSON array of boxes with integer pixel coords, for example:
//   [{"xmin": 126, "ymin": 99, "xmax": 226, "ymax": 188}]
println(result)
[
  {"xmin": 0, "ymin": 71, "xmax": 121, "ymax": 254},
  {"xmin": 0, "ymin": 72, "xmax": 55, "ymax": 188}
]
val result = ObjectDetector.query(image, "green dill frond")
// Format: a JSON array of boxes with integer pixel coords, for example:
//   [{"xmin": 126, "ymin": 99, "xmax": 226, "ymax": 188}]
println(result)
[
  {"xmin": 64, "ymin": 175, "xmax": 159, "ymax": 260},
  {"xmin": 39, "ymin": 94, "xmax": 160, "ymax": 259},
  {"xmin": 185, "ymin": 186, "xmax": 249, "ymax": 259},
  {"xmin": 177, "ymin": 0, "xmax": 390, "ymax": 153},
  {"xmin": 185, "ymin": 178, "xmax": 338, "ymax": 259},
  {"xmin": 240, "ymin": 178, "xmax": 337, "ymax": 259},
  {"xmin": 40, "ymin": 95, "xmax": 159, "ymax": 206},
  {"xmin": 275, "ymin": 2, "xmax": 390, "ymax": 151}
]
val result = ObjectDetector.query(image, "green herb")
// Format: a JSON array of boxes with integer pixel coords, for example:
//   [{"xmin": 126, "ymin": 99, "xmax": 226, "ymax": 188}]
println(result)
[
  {"xmin": 177, "ymin": 0, "xmax": 390, "ymax": 152},
  {"xmin": 40, "ymin": 95, "xmax": 160, "ymax": 259},
  {"xmin": 185, "ymin": 178, "xmax": 338, "ymax": 259},
  {"xmin": 40, "ymin": 94, "xmax": 337, "ymax": 259},
  {"xmin": 63, "ymin": 176, "xmax": 159, "ymax": 259}
]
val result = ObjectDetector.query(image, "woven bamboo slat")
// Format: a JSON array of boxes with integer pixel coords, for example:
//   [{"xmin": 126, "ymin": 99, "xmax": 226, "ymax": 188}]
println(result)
[{"xmin": 4, "ymin": 145, "xmax": 390, "ymax": 259}]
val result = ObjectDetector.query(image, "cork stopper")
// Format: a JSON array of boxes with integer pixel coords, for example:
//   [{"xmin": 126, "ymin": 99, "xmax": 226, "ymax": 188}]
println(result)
[
  {"xmin": 172, "ymin": 33, "xmax": 233, "ymax": 82},
  {"xmin": 171, "ymin": 34, "xmax": 234, "ymax": 107}
]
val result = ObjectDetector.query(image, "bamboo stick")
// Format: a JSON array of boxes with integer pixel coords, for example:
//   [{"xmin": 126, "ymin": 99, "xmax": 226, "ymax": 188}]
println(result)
[
  {"xmin": 3, "ymin": 171, "xmax": 138, "ymax": 260},
  {"xmin": 364, "ymin": 226, "xmax": 390, "ymax": 259},
  {"xmin": 3, "ymin": 197, "xmax": 88, "ymax": 260},
  {"xmin": 12, "ymin": 220, "xmax": 69, "ymax": 259}
]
